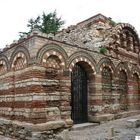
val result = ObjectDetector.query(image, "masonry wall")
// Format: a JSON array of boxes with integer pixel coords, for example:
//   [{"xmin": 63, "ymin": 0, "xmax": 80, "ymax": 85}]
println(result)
[{"xmin": 0, "ymin": 30, "xmax": 140, "ymax": 139}]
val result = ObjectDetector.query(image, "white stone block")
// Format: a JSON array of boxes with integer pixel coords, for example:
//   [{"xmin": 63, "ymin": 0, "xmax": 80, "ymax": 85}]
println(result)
[{"xmin": 127, "ymin": 119, "xmax": 140, "ymax": 128}]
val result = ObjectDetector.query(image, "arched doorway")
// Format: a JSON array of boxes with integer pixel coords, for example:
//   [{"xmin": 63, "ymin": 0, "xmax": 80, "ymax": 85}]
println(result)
[{"xmin": 71, "ymin": 63, "xmax": 88, "ymax": 124}]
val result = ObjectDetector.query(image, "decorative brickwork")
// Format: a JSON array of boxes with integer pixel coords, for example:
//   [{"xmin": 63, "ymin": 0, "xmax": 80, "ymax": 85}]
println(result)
[
  {"xmin": 97, "ymin": 57, "xmax": 115, "ymax": 74},
  {"xmin": 0, "ymin": 60, "xmax": 7, "ymax": 75},
  {"xmin": 0, "ymin": 14, "xmax": 140, "ymax": 139},
  {"xmin": 12, "ymin": 52, "xmax": 27, "ymax": 70}
]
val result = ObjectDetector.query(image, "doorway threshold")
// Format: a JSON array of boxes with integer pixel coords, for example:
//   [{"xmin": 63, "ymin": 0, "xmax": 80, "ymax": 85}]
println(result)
[{"xmin": 71, "ymin": 122, "xmax": 99, "ymax": 131}]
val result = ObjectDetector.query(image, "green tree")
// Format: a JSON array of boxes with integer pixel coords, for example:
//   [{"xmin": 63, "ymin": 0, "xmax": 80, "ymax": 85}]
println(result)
[
  {"xmin": 19, "ymin": 10, "xmax": 64, "ymax": 37},
  {"xmin": 27, "ymin": 16, "xmax": 41, "ymax": 31},
  {"xmin": 108, "ymin": 17, "xmax": 116, "ymax": 26},
  {"xmin": 41, "ymin": 11, "xmax": 64, "ymax": 34}
]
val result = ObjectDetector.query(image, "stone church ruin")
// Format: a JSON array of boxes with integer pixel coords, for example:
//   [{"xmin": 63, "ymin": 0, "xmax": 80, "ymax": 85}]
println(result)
[{"xmin": 0, "ymin": 14, "xmax": 140, "ymax": 139}]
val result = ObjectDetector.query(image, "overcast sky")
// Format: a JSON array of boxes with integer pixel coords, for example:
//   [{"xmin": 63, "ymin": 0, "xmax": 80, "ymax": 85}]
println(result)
[{"xmin": 0, "ymin": 0, "xmax": 139, "ymax": 48}]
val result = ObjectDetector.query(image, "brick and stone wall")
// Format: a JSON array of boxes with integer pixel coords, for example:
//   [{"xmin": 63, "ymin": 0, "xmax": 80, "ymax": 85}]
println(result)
[{"xmin": 0, "ymin": 14, "xmax": 140, "ymax": 139}]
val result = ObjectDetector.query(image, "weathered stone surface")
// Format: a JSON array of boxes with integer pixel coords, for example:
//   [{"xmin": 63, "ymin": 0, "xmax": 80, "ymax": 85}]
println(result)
[
  {"xmin": 89, "ymin": 114, "xmax": 115, "ymax": 122},
  {"xmin": 31, "ymin": 120, "xmax": 65, "ymax": 131},
  {"xmin": 126, "ymin": 119, "xmax": 140, "ymax": 128}
]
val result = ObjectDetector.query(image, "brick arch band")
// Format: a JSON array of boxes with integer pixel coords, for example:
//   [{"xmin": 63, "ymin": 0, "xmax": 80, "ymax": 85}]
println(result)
[
  {"xmin": 68, "ymin": 51, "xmax": 97, "ymax": 74},
  {"xmin": 131, "ymin": 65, "xmax": 140, "ymax": 78},
  {"xmin": 10, "ymin": 46, "xmax": 30, "ymax": 70},
  {"xmin": 114, "ymin": 23, "xmax": 140, "ymax": 48},
  {"xmin": 37, "ymin": 44, "xmax": 68, "ymax": 68},
  {"xmin": 0, "ymin": 54, "xmax": 9, "ymax": 71},
  {"xmin": 115, "ymin": 62, "xmax": 130, "ymax": 78},
  {"xmin": 11, "ymin": 52, "xmax": 27, "ymax": 70},
  {"xmin": 97, "ymin": 57, "xmax": 115, "ymax": 74},
  {"xmin": 42, "ymin": 50, "xmax": 66, "ymax": 68},
  {"xmin": 115, "ymin": 23, "xmax": 139, "ymax": 39},
  {"xmin": 0, "ymin": 59, "xmax": 8, "ymax": 75}
]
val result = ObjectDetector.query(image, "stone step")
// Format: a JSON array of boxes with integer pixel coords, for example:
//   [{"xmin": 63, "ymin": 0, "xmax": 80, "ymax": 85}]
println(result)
[
  {"xmin": 71, "ymin": 122, "xmax": 99, "ymax": 131},
  {"xmin": 126, "ymin": 119, "xmax": 140, "ymax": 128}
]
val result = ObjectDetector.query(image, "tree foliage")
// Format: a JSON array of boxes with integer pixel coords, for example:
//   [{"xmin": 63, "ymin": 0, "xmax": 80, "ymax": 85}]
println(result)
[
  {"xmin": 108, "ymin": 17, "xmax": 116, "ymax": 26},
  {"xmin": 100, "ymin": 47, "xmax": 107, "ymax": 54},
  {"xmin": 27, "ymin": 16, "xmax": 41, "ymax": 31},
  {"xmin": 19, "ymin": 10, "xmax": 65, "ymax": 37}
]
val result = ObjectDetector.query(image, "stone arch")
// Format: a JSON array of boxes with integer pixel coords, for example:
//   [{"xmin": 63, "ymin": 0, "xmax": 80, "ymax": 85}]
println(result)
[
  {"xmin": 97, "ymin": 58, "xmax": 115, "ymax": 105},
  {"xmin": 37, "ymin": 44, "xmax": 70, "ymax": 121},
  {"xmin": 39, "ymin": 45, "xmax": 67, "ymax": 79},
  {"xmin": 68, "ymin": 51, "xmax": 96, "ymax": 75},
  {"xmin": 10, "ymin": 45, "xmax": 30, "ymax": 70},
  {"xmin": 0, "ymin": 59, "xmax": 8, "ymax": 75},
  {"xmin": 115, "ymin": 62, "xmax": 130, "ymax": 78},
  {"xmin": 115, "ymin": 23, "xmax": 139, "ymax": 41},
  {"xmin": 115, "ymin": 62, "xmax": 130, "ymax": 111},
  {"xmin": 37, "ymin": 43, "xmax": 68, "ymax": 68},
  {"xmin": 41, "ymin": 49, "xmax": 66, "ymax": 69},
  {"xmin": 43, "ymin": 54, "xmax": 64, "ymax": 79},
  {"xmin": 69, "ymin": 53, "xmax": 96, "ymax": 123},
  {"xmin": 131, "ymin": 65, "xmax": 140, "ymax": 78},
  {"xmin": 114, "ymin": 23, "xmax": 140, "ymax": 52},
  {"xmin": 97, "ymin": 57, "xmax": 115, "ymax": 75},
  {"xmin": 0, "ymin": 54, "xmax": 9, "ymax": 71},
  {"xmin": 11, "ymin": 52, "xmax": 28, "ymax": 71}
]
